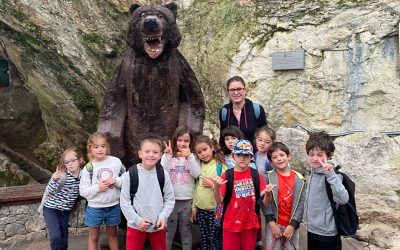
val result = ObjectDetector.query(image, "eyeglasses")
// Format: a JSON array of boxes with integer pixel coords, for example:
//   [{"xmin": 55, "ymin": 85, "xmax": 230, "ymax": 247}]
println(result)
[
  {"xmin": 228, "ymin": 87, "xmax": 245, "ymax": 94},
  {"xmin": 64, "ymin": 158, "xmax": 79, "ymax": 165}
]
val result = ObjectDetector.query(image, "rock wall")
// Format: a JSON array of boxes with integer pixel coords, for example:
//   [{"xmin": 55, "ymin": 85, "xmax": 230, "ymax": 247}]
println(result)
[
  {"xmin": 226, "ymin": 1, "xmax": 400, "ymax": 132},
  {"xmin": 0, "ymin": 202, "xmax": 85, "ymax": 241},
  {"xmin": 0, "ymin": 152, "xmax": 35, "ymax": 187},
  {"xmin": 0, "ymin": 0, "xmax": 131, "ymax": 152}
]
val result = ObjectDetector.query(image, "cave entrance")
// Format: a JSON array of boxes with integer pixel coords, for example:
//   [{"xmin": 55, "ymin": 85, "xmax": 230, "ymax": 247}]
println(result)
[
  {"xmin": 0, "ymin": 58, "xmax": 49, "ymax": 186},
  {"xmin": 0, "ymin": 60, "xmax": 10, "ymax": 87}
]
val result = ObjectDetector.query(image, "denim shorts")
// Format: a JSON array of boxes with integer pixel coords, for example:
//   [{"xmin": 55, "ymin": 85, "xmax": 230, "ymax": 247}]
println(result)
[{"xmin": 85, "ymin": 204, "xmax": 121, "ymax": 227}]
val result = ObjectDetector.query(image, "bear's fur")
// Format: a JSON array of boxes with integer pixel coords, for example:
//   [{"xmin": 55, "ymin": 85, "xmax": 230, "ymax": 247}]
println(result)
[{"xmin": 98, "ymin": 3, "xmax": 205, "ymax": 163}]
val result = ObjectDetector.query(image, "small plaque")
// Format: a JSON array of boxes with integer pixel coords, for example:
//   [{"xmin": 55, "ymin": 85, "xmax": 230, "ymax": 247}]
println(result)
[{"xmin": 272, "ymin": 51, "xmax": 305, "ymax": 70}]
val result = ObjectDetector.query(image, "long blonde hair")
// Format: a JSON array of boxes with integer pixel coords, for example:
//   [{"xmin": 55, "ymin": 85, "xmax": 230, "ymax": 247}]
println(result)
[{"xmin": 86, "ymin": 132, "xmax": 110, "ymax": 160}]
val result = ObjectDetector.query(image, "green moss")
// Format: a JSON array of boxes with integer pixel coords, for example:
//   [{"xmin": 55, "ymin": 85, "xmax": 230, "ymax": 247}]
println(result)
[{"xmin": 179, "ymin": 1, "xmax": 255, "ymax": 132}]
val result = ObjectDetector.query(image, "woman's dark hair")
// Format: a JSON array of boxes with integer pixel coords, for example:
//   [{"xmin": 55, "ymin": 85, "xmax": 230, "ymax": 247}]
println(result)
[
  {"xmin": 305, "ymin": 131, "xmax": 335, "ymax": 158},
  {"xmin": 220, "ymin": 126, "xmax": 244, "ymax": 154},
  {"xmin": 194, "ymin": 135, "xmax": 226, "ymax": 165},
  {"xmin": 267, "ymin": 142, "xmax": 291, "ymax": 162},
  {"xmin": 171, "ymin": 126, "xmax": 195, "ymax": 157},
  {"xmin": 226, "ymin": 75, "xmax": 246, "ymax": 90}
]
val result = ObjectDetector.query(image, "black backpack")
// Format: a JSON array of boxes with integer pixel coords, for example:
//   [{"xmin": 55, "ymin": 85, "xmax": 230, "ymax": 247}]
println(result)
[
  {"xmin": 325, "ymin": 165, "xmax": 359, "ymax": 236},
  {"xmin": 221, "ymin": 168, "xmax": 261, "ymax": 222},
  {"xmin": 129, "ymin": 163, "xmax": 165, "ymax": 205}
]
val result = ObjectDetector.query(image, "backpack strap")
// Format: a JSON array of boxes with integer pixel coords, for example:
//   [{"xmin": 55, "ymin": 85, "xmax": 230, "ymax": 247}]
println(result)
[
  {"xmin": 252, "ymin": 102, "xmax": 260, "ymax": 120},
  {"xmin": 155, "ymin": 163, "xmax": 165, "ymax": 197},
  {"xmin": 129, "ymin": 163, "xmax": 165, "ymax": 206},
  {"xmin": 56, "ymin": 172, "xmax": 68, "ymax": 192},
  {"xmin": 129, "ymin": 164, "xmax": 139, "ymax": 206},
  {"xmin": 221, "ymin": 107, "xmax": 228, "ymax": 123},
  {"xmin": 250, "ymin": 167, "xmax": 261, "ymax": 214},
  {"xmin": 216, "ymin": 162, "xmax": 223, "ymax": 176},
  {"xmin": 85, "ymin": 162, "xmax": 94, "ymax": 185},
  {"xmin": 222, "ymin": 168, "xmax": 234, "ymax": 218}
]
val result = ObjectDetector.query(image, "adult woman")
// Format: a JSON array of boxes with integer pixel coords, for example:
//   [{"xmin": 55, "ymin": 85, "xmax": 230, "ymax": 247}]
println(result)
[{"xmin": 219, "ymin": 76, "xmax": 268, "ymax": 145}]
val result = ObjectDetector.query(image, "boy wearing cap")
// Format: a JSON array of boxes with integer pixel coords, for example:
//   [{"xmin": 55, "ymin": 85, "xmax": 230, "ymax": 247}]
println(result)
[{"xmin": 213, "ymin": 139, "xmax": 275, "ymax": 250}]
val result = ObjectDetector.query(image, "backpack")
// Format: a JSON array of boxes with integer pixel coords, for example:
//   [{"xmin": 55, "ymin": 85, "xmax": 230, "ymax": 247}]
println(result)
[
  {"xmin": 221, "ymin": 102, "xmax": 261, "ymax": 123},
  {"xmin": 325, "ymin": 165, "xmax": 359, "ymax": 236},
  {"xmin": 37, "ymin": 172, "xmax": 67, "ymax": 216},
  {"xmin": 221, "ymin": 168, "xmax": 261, "ymax": 223},
  {"xmin": 129, "ymin": 163, "xmax": 165, "ymax": 205}
]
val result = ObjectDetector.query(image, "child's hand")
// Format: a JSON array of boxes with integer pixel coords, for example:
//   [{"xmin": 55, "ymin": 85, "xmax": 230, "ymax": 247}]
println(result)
[
  {"xmin": 103, "ymin": 178, "xmax": 116, "ymax": 187},
  {"xmin": 319, "ymin": 156, "xmax": 333, "ymax": 174},
  {"xmin": 201, "ymin": 177, "xmax": 214, "ymax": 188},
  {"xmin": 164, "ymin": 140, "xmax": 172, "ymax": 155},
  {"xmin": 52, "ymin": 166, "xmax": 61, "ymax": 181},
  {"xmin": 177, "ymin": 148, "xmax": 192, "ymax": 158},
  {"xmin": 190, "ymin": 210, "xmax": 196, "ymax": 223},
  {"xmin": 155, "ymin": 218, "xmax": 165, "ymax": 230},
  {"xmin": 139, "ymin": 218, "xmax": 152, "ymax": 231},
  {"xmin": 212, "ymin": 176, "xmax": 227, "ymax": 189},
  {"xmin": 98, "ymin": 181, "xmax": 109, "ymax": 192},
  {"xmin": 269, "ymin": 221, "xmax": 282, "ymax": 238},
  {"xmin": 283, "ymin": 225, "xmax": 294, "ymax": 240},
  {"xmin": 261, "ymin": 183, "xmax": 277, "ymax": 196}
]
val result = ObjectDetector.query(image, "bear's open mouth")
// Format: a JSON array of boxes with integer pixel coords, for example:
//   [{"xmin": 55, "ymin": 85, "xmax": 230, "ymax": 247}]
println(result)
[{"xmin": 143, "ymin": 35, "xmax": 164, "ymax": 59}]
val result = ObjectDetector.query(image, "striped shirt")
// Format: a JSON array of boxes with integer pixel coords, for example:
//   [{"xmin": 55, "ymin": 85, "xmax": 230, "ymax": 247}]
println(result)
[{"xmin": 44, "ymin": 171, "xmax": 80, "ymax": 211}]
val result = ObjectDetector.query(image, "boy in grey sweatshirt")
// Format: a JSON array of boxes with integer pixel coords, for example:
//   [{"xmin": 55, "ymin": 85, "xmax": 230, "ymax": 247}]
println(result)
[
  {"xmin": 303, "ymin": 131, "xmax": 349, "ymax": 250},
  {"xmin": 120, "ymin": 138, "xmax": 175, "ymax": 250}
]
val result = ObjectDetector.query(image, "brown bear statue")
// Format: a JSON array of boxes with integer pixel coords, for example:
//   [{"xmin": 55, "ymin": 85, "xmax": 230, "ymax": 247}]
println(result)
[{"xmin": 97, "ymin": 3, "xmax": 205, "ymax": 163}]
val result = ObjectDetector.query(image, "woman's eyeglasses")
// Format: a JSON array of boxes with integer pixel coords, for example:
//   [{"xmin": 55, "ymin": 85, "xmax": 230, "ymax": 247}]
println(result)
[
  {"xmin": 228, "ymin": 87, "xmax": 245, "ymax": 94},
  {"xmin": 63, "ymin": 158, "xmax": 79, "ymax": 165}
]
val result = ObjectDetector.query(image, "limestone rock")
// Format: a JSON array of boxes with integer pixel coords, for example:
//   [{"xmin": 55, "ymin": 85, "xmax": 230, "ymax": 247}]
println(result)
[
  {"xmin": 4, "ymin": 223, "xmax": 25, "ymax": 237},
  {"xmin": 228, "ymin": 1, "xmax": 400, "ymax": 132},
  {"xmin": 275, "ymin": 127, "xmax": 309, "ymax": 174}
]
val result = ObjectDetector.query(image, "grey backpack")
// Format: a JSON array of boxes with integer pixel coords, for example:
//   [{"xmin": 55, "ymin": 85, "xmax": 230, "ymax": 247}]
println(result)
[{"xmin": 37, "ymin": 172, "xmax": 67, "ymax": 216}]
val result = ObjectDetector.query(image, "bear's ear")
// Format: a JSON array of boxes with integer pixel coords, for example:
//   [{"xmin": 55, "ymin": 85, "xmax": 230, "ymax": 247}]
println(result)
[
  {"xmin": 165, "ymin": 2, "xmax": 178, "ymax": 18},
  {"xmin": 129, "ymin": 4, "xmax": 140, "ymax": 14}
]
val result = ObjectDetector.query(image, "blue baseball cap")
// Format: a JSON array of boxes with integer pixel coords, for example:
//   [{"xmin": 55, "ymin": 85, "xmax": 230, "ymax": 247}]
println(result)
[{"xmin": 232, "ymin": 139, "xmax": 253, "ymax": 155}]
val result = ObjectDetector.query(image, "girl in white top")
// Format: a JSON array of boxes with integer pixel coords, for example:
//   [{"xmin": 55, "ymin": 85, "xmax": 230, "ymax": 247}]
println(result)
[
  {"xmin": 79, "ymin": 132, "xmax": 125, "ymax": 250},
  {"xmin": 161, "ymin": 126, "xmax": 201, "ymax": 250}
]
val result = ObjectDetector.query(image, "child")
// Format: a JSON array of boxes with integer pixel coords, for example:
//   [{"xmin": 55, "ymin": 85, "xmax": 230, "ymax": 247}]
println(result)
[
  {"xmin": 220, "ymin": 125, "xmax": 245, "ymax": 169},
  {"xmin": 192, "ymin": 135, "xmax": 227, "ymax": 250},
  {"xmin": 120, "ymin": 137, "xmax": 175, "ymax": 250},
  {"xmin": 161, "ymin": 126, "xmax": 201, "ymax": 250},
  {"xmin": 304, "ymin": 131, "xmax": 349, "ymax": 250},
  {"xmin": 213, "ymin": 139, "xmax": 275, "ymax": 250},
  {"xmin": 79, "ymin": 132, "xmax": 125, "ymax": 250},
  {"xmin": 263, "ymin": 142, "xmax": 305, "ymax": 250},
  {"xmin": 253, "ymin": 126, "xmax": 275, "ymax": 250},
  {"xmin": 253, "ymin": 126, "xmax": 276, "ymax": 175},
  {"xmin": 41, "ymin": 147, "xmax": 85, "ymax": 250}
]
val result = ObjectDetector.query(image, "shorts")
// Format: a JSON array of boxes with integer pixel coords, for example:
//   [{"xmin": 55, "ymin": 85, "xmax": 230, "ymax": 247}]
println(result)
[{"xmin": 85, "ymin": 204, "xmax": 121, "ymax": 227}]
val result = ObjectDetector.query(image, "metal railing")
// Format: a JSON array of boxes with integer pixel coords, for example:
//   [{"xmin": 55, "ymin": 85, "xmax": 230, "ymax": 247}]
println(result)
[{"xmin": 290, "ymin": 124, "xmax": 400, "ymax": 138}]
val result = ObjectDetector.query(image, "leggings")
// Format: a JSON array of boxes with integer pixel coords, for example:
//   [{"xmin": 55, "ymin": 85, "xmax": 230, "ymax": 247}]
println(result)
[
  {"xmin": 197, "ymin": 208, "xmax": 222, "ymax": 250},
  {"xmin": 166, "ymin": 200, "xmax": 192, "ymax": 250}
]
